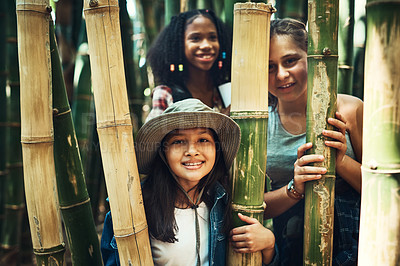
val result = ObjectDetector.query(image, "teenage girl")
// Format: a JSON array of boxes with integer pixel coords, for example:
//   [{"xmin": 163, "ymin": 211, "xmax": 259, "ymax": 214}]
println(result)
[
  {"xmin": 101, "ymin": 99, "xmax": 277, "ymax": 265},
  {"xmin": 146, "ymin": 9, "xmax": 232, "ymax": 121},
  {"xmin": 264, "ymin": 18, "xmax": 363, "ymax": 265}
]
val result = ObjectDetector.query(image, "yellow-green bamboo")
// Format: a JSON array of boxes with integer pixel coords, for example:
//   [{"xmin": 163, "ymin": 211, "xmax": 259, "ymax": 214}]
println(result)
[
  {"xmin": 16, "ymin": 0, "xmax": 65, "ymax": 264},
  {"xmin": 304, "ymin": 0, "xmax": 339, "ymax": 265},
  {"xmin": 337, "ymin": 0, "xmax": 354, "ymax": 95},
  {"xmin": 228, "ymin": 3, "xmax": 275, "ymax": 265},
  {"xmin": 358, "ymin": 0, "xmax": 400, "ymax": 265},
  {"xmin": 83, "ymin": 0, "xmax": 152, "ymax": 264}
]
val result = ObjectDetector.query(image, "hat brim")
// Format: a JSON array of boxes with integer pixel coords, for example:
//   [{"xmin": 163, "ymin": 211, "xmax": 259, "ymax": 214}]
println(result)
[{"xmin": 135, "ymin": 111, "xmax": 241, "ymax": 174}]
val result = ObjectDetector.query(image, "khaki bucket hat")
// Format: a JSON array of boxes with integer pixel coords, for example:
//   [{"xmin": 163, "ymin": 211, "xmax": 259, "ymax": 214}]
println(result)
[{"xmin": 135, "ymin": 98, "xmax": 241, "ymax": 174}]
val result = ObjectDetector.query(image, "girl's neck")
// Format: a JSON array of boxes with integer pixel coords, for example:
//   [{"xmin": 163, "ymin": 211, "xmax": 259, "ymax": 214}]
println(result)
[
  {"xmin": 185, "ymin": 69, "xmax": 215, "ymax": 107},
  {"xmin": 175, "ymin": 187, "xmax": 201, "ymax": 209},
  {"xmin": 277, "ymin": 96, "xmax": 307, "ymax": 135},
  {"xmin": 277, "ymin": 95, "xmax": 307, "ymax": 116}
]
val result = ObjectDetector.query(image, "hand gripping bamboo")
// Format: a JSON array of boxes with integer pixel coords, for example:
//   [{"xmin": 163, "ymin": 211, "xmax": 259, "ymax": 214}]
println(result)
[
  {"xmin": 228, "ymin": 3, "xmax": 275, "ymax": 265},
  {"xmin": 83, "ymin": 0, "xmax": 153, "ymax": 264},
  {"xmin": 16, "ymin": 0, "xmax": 65, "ymax": 264}
]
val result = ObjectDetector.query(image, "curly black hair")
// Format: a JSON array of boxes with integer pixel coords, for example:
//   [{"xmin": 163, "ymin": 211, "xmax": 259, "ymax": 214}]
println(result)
[{"xmin": 147, "ymin": 9, "xmax": 232, "ymax": 89}]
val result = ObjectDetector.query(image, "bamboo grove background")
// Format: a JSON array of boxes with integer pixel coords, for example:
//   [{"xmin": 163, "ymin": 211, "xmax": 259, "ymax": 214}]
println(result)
[{"xmin": 1, "ymin": 0, "xmax": 396, "ymax": 265}]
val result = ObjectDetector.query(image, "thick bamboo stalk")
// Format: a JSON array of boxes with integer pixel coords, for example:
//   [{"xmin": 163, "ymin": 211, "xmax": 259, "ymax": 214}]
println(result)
[
  {"xmin": 50, "ymin": 20, "xmax": 103, "ymax": 265},
  {"xmin": 358, "ymin": 1, "xmax": 400, "ymax": 265},
  {"xmin": 228, "ymin": 3, "xmax": 274, "ymax": 265},
  {"xmin": 337, "ymin": 0, "xmax": 354, "ymax": 95},
  {"xmin": 16, "ymin": 0, "xmax": 65, "ymax": 264},
  {"xmin": 304, "ymin": 0, "xmax": 339, "ymax": 265},
  {"xmin": 83, "ymin": 0, "xmax": 153, "ymax": 264}
]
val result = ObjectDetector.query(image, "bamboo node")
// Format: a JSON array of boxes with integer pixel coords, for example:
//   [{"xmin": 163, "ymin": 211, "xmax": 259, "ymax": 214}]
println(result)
[
  {"xmin": 114, "ymin": 224, "xmax": 148, "ymax": 238},
  {"xmin": 33, "ymin": 243, "xmax": 66, "ymax": 256},
  {"xmin": 230, "ymin": 111, "xmax": 269, "ymax": 119},
  {"xmin": 59, "ymin": 198, "xmax": 91, "ymax": 210},
  {"xmin": 89, "ymin": 0, "xmax": 99, "ymax": 7},
  {"xmin": 368, "ymin": 160, "xmax": 378, "ymax": 170},
  {"xmin": 231, "ymin": 202, "xmax": 266, "ymax": 213},
  {"xmin": 323, "ymin": 48, "xmax": 332, "ymax": 56},
  {"xmin": 54, "ymin": 109, "xmax": 71, "ymax": 117}
]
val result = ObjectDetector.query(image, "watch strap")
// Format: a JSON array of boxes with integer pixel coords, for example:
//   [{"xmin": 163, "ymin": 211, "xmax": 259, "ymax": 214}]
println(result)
[{"xmin": 287, "ymin": 179, "xmax": 304, "ymax": 200}]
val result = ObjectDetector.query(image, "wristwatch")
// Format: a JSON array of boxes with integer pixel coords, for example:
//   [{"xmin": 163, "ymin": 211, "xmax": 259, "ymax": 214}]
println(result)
[{"xmin": 287, "ymin": 179, "xmax": 304, "ymax": 200}]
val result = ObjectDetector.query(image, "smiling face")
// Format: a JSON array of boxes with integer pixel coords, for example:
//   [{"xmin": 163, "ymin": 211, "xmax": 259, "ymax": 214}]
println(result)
[
  {"xmin": 184, "ymin": 15, "xmax": 220, "ymax": 74},
  {"xmin": 268, "ymin": 35, "xmax": 308, "ymax": 104},
  {"xmin": 164, "ymin": 128, "xmax": 216, "ymax": 192}
]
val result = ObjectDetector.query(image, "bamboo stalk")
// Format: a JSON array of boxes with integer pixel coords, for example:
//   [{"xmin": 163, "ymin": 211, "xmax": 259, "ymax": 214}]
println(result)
[
  {"xmin": 83, "ymin": 0, "xmax": 152, "ymax": 264},
  {"xmin": 228, "ymin": 3, "xmax": 275, "ymax": 265},
  {"xmin": 120, "ymin": 0, "xmax": 143, "ymax": 131},
  {"xmin": 0, "ymin": 0, "xmax": 8, "ymax": 244},
  {"xmin": 279, "ymin": 0, "xmax": 308, "ymax": 22},
  {"xmin": 50, "ymin": 19, "xmax": 103, "ymax": 265},
  {"xmin": 132, "ymin": 0, "xmax": 150, "ymax": 129},
  {"xmin": 140, "ymin": 0, "xmax": 160, "ymax": 45},
  {"xmin": 303, "ymin": 0, "xmax": 339, "ymax": 265},
  {"xmin": 72, "ymin": 38, "xmax": 93, "ymax": 166},
  {"xmin": 358, "ymin": 0, "xmax": 400, "ymax": 265},
  {"xmin": 16, "ymin": 0, "xmax": 65, "ymax": 264},
  {"xmin": 165, "ymin": 0, "xmax": 180, "ymax": 25},
  {"xmin": 337, "ymin": 0, "xmax": 354, "ymax": 95}
]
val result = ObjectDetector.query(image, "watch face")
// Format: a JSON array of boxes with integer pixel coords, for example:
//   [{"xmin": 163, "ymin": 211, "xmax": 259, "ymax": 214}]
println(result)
[{"xmin": 288, "ymin": 179, "xmax": 294, "ymax": 190}]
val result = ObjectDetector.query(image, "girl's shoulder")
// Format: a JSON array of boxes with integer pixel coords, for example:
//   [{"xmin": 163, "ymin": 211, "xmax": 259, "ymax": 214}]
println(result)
[{"xmin": 337, "ymin": 94, "xmax": 363, "ymax": 123}]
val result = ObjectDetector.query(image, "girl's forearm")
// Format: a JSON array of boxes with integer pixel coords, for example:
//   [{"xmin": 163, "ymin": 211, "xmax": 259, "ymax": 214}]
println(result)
[
  {"xmin": 336, "ymin": 155, "xmax": 362, "ymax": 193},
  {"xmin": 264, "ymin": 186, "xmax": 302, "ymax": 219}
]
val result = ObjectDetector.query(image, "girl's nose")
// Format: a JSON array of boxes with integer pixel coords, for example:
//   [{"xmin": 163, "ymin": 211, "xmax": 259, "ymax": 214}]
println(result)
[
  {"xmin": 200, "ymin": 39, "xmax": 212, "ymax": 50},
  {"xmin": 276, "ymin": 65, "xmax": 289, "ymax": 80},
  {"xmin": 185, "ymin": 143, "xmax": 200, "ymax": 156}
]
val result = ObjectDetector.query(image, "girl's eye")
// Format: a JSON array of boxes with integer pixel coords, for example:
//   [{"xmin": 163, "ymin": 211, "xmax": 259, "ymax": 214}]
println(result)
[
  {"xmin": 269, "ymin": 64, "xmax": 276, "ymax": 73},
  {"xmin": 284, "ymin": 58, "xmax": 298, "ymax": 66},
  {"xmin": 189, "ymin": 35, "xmax": 200, "ymax": 41},
  {"xmin": 171, "ymin": 140, "xmax": 184, "ymax": 145},
  {"xmin": 209, "ymin": 34, "xmax": 218, "ymax": 41},
  {"xmin": 199, "ymin": 138, "xmax": 209, "ymax": 143}
]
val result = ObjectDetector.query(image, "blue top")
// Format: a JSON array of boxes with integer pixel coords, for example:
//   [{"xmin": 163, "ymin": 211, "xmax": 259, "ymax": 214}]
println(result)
[
  {"xmin": 266, "ymin": 106, "xmax": 360, "ymax": 266},
  {"xmin": 100, "ymin": 182, "xmax": 229, "ymax": 266}
]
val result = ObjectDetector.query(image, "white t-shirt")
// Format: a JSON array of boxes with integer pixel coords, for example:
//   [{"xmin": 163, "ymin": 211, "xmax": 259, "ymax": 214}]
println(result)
[{"xmin": 151, "ymin": 202, "xmax": 210, "ymax": 266}]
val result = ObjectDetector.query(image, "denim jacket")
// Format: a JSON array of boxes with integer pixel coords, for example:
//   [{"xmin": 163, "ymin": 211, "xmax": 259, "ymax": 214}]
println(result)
[{"xmin": 100, "ymin": 181, "xmax": 228, "ymax": 266}]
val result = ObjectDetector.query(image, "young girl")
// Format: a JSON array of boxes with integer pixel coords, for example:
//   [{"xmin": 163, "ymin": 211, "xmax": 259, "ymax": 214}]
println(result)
[
  {"xmin": 101, "ymin": 99, "xmax": 277, "ymax": 265},
  {"xmin": 146, "ymin": 9, "xmax": 232, "ymax": 121},
  {"xmin": 263, "ymin": 18, "xmax": 363, "ymax": 265}
]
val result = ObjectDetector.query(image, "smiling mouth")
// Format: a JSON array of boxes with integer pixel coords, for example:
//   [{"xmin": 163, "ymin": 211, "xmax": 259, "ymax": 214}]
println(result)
[
  {"xmin": 278, "ymin": 82, "xmax": 295, "ymax": 89},
  {"xmin": 182, "ymin": 162, "xmax": 203, "ymax": 166},
  {"xmin": 197, "ymin": 54, "xmax": 214, "ymax": 60}
]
